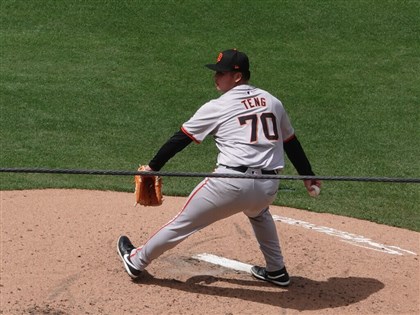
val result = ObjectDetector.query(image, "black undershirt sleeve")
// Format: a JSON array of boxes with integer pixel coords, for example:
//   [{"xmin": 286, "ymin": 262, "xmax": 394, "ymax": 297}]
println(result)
[
  {"xmin": 148, "ymin": 130, "xmax": 193, "ymax": 171},
  {"xmin": 283, "ymin": 135, "xmax": 315, "ymax": 176}
]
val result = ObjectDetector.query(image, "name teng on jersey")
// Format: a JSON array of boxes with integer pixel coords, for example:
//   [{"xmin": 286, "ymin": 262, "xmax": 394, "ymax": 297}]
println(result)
[{"xmin": 241, "ymin": 97, "xmax": 266, "ymax": 109}]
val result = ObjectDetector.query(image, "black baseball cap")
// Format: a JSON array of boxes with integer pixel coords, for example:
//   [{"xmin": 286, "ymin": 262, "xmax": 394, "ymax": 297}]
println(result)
[{"xmin": 205, "ymin": 49, "xmax": 250, "ymax": 73}]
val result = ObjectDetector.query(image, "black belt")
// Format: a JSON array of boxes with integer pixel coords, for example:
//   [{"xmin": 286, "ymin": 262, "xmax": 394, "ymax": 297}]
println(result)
[{"xmin": 220, "ymin": 165, "xmax": 277, "ymax": 175}]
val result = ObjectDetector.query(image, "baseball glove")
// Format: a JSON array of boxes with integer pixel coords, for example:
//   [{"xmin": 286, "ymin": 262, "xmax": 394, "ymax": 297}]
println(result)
[{"xmin": 134, "ymin": 165, "xmax": 163, "ymax": 206}]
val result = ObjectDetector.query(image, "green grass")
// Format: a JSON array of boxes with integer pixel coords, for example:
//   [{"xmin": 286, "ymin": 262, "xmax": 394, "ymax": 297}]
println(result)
[{"xmin": 1, "ymin": 0, "xmax": 419, "ymax": 231}]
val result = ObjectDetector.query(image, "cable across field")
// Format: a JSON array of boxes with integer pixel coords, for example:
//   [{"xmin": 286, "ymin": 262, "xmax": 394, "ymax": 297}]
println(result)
[{"xmin": 1, "ymin": 167, "xmax": 419, "ymax": 183}]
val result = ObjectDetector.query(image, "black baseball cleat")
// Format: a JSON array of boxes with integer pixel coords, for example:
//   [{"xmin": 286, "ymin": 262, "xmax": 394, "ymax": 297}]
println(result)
[
  {"xmin": 117, "ymin": 235, "xmax": 142, "ymax": 279},
  {"xmin": 251, "ymin": 265, "xmax": 290, "ymax": 287}
]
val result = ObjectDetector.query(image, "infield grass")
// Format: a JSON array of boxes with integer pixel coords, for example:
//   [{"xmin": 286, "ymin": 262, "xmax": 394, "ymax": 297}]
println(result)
[{"xmin": 1, "ymin": 0, "xmax": 419, "ymax": 231}]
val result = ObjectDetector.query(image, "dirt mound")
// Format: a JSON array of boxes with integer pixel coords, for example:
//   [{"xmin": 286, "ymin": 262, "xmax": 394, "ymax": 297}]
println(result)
[{"xmin": 1, "ymin": 189, "xmax": 418, "ymax": 314}]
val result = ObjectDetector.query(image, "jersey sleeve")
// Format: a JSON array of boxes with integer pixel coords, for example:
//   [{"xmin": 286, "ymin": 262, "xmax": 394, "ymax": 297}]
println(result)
[
  {"xmin": 181, "ymin": 100, "xmax": 221, "ymax": 143},
  {"xmin": 277, "ymin": 100, "xmax": 295, "ymax": 141}
]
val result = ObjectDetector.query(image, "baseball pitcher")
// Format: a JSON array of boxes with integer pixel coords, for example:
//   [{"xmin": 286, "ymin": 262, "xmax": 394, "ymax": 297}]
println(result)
[{"xmin": 117, "ymin": 49, "xmax": 321, "ymax": 287}]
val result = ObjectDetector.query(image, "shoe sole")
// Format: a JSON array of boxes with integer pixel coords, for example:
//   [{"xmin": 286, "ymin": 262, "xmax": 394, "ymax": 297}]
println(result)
[
  {"xmin": 116, "ymin": 237, "xmax": 140, "ymax": 279},
  {"xmin": 251, "ymin": 268, "xmax": 290, "ymax": 287}
]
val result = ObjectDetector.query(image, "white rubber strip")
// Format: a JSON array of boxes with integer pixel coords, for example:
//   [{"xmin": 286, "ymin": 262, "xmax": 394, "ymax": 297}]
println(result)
[{"xmin": 192, "ymin": 253, "xmax": 252, "ymax": 273}]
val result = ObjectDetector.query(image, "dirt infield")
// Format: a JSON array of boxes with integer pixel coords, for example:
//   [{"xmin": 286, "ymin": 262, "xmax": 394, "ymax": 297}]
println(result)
[{"xmin": 1, "ymin": 189, "xmax": 419, "ymax": 314}]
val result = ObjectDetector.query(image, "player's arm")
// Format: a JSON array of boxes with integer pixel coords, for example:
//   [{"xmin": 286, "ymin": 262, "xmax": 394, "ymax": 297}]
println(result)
[
  {"xmin": 283, "ymin": 134, "xmax": 321, "ymax": 191},
  {"xmin": 283, "ymin": 134, "xmax": 314, "ymax": 175},
  {"xmin": 147, "ymin": 129, "xmax": 193, "ymax": 171},
  {"xmin": 145, "ymin": 102, "xmax": 213, "ymax": 172}
]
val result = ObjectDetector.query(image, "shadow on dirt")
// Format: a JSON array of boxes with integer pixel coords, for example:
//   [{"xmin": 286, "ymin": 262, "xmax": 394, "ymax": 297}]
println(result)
[{"xmin": 135, "ymin": 272, "xmax": 385, "ymax": 311}]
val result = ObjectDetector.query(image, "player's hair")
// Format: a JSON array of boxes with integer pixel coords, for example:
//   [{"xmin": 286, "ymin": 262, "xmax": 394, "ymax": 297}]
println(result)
[{"xmin": 242, "ymin": 70, "xmax": 251, "ymax": 81}]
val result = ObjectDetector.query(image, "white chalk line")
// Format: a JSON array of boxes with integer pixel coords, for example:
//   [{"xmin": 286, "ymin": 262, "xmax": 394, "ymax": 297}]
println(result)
[
  {"xmin": 192, "ymin": 253, "xmax": 252, "ymax": 273},
  {"xmin": 192, "ymin": 218, "xmax": 416, "ymax": 272},
  {"xmin": 272, "ymin": 215, "xmax": 417, "ymax": 256}
]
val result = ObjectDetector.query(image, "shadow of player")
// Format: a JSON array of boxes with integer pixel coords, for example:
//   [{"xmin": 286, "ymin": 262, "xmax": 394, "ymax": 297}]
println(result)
[{"xmin": 135, "ymin": 272, "xmax": 384, "ymax": 311}]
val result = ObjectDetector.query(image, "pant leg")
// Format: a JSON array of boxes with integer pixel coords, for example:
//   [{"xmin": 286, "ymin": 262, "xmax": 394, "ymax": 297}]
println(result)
[
  {"xmin": 131, "ymin": 176, "xmax": 250, "ymax": 270},
  {"xmin": 248, "ymin": 207, "xmax": 285, "ymax": 271}
]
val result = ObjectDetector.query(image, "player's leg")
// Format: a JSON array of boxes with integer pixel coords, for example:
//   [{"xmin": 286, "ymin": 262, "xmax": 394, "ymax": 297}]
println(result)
[
  {"xmin": 129, "ymin": 175, "xmax": 251, "ymax": 271},
  {"xmin": 247, "ymin": 206, "xmax": 290, "ymax": 286},
  {"xmin": 247, "ymin": 207, "xmax": 285, "ymax": 271}
]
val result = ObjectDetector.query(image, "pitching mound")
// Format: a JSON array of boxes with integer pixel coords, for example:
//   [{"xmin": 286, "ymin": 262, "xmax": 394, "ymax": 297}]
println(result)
[{"xmin": 1, "ymin": 189, "xmax": 419, "ymax": 314}]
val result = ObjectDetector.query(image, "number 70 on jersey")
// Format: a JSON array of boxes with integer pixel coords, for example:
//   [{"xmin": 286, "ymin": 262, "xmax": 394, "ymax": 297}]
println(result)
[{"xmin": 238, "ymin": 113, "xmax": 279, "ymax": 142}]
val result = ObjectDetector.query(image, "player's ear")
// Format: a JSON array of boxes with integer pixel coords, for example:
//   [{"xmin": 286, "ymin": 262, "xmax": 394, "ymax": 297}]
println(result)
[{"xmin": 233, "ymin": 72, "xmax": 242, "ymax": 83}]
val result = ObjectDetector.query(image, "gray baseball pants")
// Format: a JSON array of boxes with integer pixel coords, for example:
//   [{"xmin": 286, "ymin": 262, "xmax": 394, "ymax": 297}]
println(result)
[{"xmin": 130, "ymin": 166, "xmax": 286, "ymax": 272}]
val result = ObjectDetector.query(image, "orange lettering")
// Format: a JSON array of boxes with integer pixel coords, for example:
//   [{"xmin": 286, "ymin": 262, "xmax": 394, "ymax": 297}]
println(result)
[{"xmin": 241, "ymin": 100, "xmax": 248, "ymax": 109}]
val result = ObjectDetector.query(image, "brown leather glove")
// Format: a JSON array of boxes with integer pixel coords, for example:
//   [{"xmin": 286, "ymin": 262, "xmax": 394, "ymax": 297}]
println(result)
[{"xmin": 134, "ymin": 165, "xmax": 163, "ymax": 206}]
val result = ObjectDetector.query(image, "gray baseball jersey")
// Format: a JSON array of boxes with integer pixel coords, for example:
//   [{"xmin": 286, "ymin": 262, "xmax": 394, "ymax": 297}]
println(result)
[{"xmin": 181, "ymin": 84, "xmax": 295, "ymax": 170}]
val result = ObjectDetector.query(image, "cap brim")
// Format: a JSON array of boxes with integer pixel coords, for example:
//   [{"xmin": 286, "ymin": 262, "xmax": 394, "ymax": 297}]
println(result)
[{"xmin": 205, "ymin": 64, "xmax": 231, "ymax": 72}]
